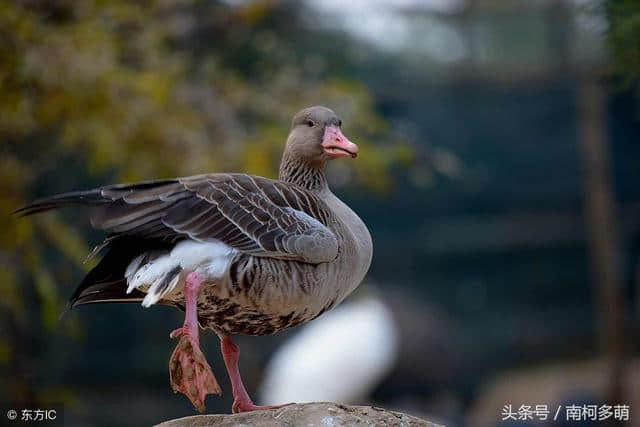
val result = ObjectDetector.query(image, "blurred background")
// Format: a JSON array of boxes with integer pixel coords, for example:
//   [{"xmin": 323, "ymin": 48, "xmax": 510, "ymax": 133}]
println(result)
[{"xmin": 1, "ymin": 0, "xmax": 639, "ymax": 425}]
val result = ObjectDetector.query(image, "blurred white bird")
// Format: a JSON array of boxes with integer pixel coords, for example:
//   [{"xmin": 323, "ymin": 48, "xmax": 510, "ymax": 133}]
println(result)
[{"xmin": 259, "ymin": 292, "xmax": 399, "ymax": 404}]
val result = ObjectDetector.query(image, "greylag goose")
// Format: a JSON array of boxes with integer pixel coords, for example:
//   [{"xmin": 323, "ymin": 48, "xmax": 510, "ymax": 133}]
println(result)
[{"xmin": 16, "ymin": 106, "xmax": 373, "ymax": 413}]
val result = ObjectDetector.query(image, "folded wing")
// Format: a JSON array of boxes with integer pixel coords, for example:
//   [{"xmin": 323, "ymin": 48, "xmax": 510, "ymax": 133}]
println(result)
[{"xmin": 16, "ymin": 173, "xmax": 339, "ymax": 264}]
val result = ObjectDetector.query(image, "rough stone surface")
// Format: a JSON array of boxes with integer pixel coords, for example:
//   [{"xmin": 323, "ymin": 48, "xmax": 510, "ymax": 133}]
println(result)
[{"xmin": 155, "ymin": 402, "xmax": 443, "ymax": 427}]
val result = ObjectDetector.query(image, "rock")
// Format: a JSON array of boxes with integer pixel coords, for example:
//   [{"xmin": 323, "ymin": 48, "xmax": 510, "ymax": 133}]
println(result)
[{"xmin": 155, "ymin": 402, "xmax": 443, "ymax": 427}]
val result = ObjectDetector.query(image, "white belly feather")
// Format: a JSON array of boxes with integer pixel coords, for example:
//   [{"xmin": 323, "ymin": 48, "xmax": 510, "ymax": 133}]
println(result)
[{"xmin": 125, "ymin": 240, "xmax": 237, "ymax": 307}]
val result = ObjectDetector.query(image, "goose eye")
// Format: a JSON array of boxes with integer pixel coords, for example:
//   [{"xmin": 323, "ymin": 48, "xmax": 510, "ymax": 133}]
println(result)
[
  {"xmin": 338, "ymin": 120, "xmax": 342, "ymax": 127},
  {"xmin": 306, "ymin": 120, "xmax": 315, "ymax": 127}
]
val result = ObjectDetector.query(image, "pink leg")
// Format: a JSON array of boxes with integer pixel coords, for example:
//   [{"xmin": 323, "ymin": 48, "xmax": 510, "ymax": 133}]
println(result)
[
  {"xmin": 220, "ymin": 335, "xmax": 293, "ymax": 413},
  {"xmin": 169, "ymin": 272, "xmax": 221, "ymax": 412}
]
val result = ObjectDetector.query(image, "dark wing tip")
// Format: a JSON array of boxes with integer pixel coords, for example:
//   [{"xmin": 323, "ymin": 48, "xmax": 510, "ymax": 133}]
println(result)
[
  {"xmin": 12, "ymin": 202, "xmax": 57, "ymax": 217},
  {"xmin": 11, "ymin": 189, "xmax": 109, "ymax": 218},
  {"xmin": 14, "ymin": 179, "xmax": 183, "ymax": 218}
]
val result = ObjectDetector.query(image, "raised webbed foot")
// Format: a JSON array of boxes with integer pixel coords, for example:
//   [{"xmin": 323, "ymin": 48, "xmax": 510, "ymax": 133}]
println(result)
[{"xmin": 169, "ymin": 327, "xmax": 221, "ymax": 412}]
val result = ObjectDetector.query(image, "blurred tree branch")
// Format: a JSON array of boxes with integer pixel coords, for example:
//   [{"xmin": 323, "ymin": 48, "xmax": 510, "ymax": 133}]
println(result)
[{"xmin": 578, "ymin": 77, "xmax": 627, "ymax": 423}]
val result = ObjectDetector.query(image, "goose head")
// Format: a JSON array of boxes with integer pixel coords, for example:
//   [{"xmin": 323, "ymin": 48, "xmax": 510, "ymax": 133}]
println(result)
[{"xmin": 285, "ymin": 106, "xmax": 358, "ymax": 167}]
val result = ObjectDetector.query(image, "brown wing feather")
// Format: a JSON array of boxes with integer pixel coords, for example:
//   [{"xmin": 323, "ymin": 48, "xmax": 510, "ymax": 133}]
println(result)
[{"xmin": 17, "ymin": 174, "xmax": 339, "ymax": 263}]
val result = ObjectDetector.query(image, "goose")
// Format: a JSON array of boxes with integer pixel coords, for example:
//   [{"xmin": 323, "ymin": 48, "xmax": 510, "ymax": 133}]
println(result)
[{"xmin": 16, "ymin": 106, "xmax": 373, "ymax": 413}]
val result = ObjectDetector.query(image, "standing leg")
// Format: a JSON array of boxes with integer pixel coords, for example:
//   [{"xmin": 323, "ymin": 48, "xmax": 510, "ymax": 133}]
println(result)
[
  {"xmin": 169, "ymin": 272, "xmax": 221, "ymax": 412},
  {"xmin": 220, "ymin": 335, "xmax": 292, "ymax": 413}
]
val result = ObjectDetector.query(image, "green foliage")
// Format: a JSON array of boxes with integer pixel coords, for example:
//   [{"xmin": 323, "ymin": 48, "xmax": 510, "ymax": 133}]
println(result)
[{"xmin": 606, "ymin": 0, "xmax": 640, "ymax": 86}]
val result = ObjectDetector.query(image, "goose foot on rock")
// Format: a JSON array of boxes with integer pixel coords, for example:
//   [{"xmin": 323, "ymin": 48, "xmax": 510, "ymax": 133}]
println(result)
[{"xmin": 220, "ymin": 335, "xmax": 294, "ymax": 413}]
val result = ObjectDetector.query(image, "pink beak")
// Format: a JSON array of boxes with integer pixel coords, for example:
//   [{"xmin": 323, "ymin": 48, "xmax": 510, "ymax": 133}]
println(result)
[{"xmin": 321, "ymin": 126, "xmax": 359, "ymax": 159}]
